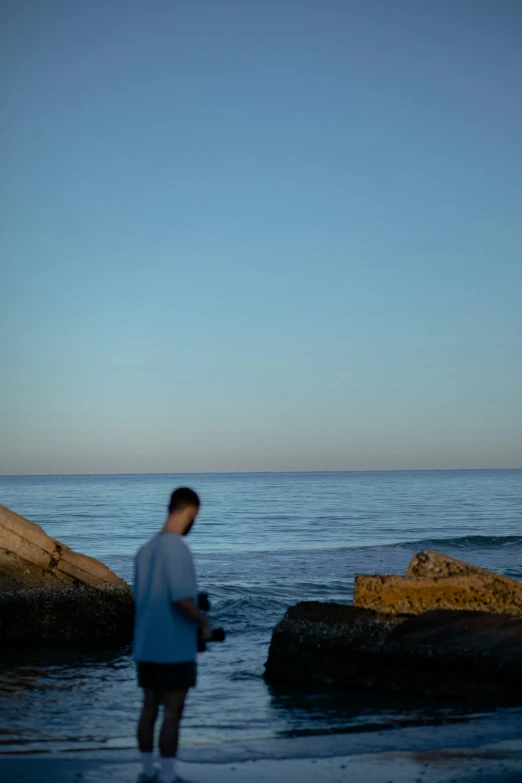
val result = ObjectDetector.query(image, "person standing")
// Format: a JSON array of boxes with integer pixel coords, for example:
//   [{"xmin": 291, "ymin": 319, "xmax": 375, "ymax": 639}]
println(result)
[{"xmin": 133, "ymin": 487, "xmax": 211, "ymax": 783}]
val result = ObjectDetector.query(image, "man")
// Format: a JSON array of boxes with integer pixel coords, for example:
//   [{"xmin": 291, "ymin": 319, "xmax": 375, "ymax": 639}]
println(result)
[{"xmin": 133, "ymin": 487, "xmax": 211, "ymax": 783}]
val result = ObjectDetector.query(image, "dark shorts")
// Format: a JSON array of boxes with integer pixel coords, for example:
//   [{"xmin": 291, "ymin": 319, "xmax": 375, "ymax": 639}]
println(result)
[{"xmin": 137, "ymin": 661, "xmax": 197, "ymax": 692}]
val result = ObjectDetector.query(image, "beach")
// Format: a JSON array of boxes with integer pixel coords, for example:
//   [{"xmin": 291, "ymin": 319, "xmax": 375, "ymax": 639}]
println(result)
[{"xmin": 2, "ymin": 740, "xmax": 522, "ymax": 783}]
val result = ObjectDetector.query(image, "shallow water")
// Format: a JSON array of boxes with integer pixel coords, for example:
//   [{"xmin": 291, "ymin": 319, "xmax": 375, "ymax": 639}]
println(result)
[{"xmin": 0, "ymin": 470, "xmax": 521, "ymax": 761}]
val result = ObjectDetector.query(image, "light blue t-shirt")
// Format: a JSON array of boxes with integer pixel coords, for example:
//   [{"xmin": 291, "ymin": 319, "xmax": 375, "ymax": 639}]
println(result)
[{"xmin": 132, "ymin": 533, "xmax": 198, "ymax": 663}]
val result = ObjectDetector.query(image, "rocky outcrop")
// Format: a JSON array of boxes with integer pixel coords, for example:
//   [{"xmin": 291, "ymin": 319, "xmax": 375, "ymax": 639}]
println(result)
[
  {"xmin": 264, "ymin": 601, "xmax": 522, "ymax": 703},
  {"xmin": 0, "ymin": 505, "xmax": 127, "ymax": 591},
  {"xmin": 354, "ymin": 551, "xmax": 522, "ymax": 616},
  {"xmin": 0, "ymin": 505, "xmax": 133, "ymax": 646},
  {"xmin": 265, "ymin": 552, "xmax": 522, "ymax": 703},
  {"xmin": 0, "ymin": 584, "xmax": 133, "ymax": 645}
]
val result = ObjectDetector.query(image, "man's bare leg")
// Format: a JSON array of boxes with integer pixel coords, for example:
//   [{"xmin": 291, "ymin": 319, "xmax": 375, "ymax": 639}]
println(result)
[
  {"xmin": 158, "ymin": 690, "xmax": 187, "ymax": 782},
  {"xmin": 138, "ymin": 689, "xmax": 160, "ymax": 753}
]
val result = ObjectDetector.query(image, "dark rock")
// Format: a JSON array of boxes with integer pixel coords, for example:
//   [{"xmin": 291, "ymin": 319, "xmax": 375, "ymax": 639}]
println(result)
[
  {"xmin": 0, "ymin": 584, "xmax": 134, "ymax": 646},
  {"xmin": 264, "ymin": 601, "xmax": 522, "ymax": 704}
]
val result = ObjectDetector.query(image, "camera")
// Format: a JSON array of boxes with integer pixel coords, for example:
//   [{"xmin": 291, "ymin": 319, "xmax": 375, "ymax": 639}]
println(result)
[{"xmin": 197, "ymin": 592, "xmax": 225, "ymax": 653}]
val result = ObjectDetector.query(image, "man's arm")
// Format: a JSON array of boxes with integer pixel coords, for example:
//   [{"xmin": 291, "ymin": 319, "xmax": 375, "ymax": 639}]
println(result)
[{"xmin": 174, "ymin": 598, "xmax": 212, "ymax": 641}]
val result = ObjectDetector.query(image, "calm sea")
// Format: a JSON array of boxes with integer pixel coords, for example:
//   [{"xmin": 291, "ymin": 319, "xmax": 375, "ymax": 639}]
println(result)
[{"xmin": 1, "ymin": 470, "xmax": 521, "ymax": 762}]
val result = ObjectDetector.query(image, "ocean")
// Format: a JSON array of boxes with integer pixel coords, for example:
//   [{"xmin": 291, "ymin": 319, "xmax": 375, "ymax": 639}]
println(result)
[{"xmin": 0, "ymin": 470, "xmax": 521, "ymax": 763}]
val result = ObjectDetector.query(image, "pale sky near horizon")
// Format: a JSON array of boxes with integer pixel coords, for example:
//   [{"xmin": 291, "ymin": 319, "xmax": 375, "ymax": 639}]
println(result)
[{"xmin": 1, "ymin": 1, "xmax": 521, "ymax": 475}]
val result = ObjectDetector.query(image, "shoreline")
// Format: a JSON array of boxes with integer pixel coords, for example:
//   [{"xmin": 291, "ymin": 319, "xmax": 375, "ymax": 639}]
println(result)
[{"xmin": 1, "ymin": 741, "xmax": 522, "ymax": 783}]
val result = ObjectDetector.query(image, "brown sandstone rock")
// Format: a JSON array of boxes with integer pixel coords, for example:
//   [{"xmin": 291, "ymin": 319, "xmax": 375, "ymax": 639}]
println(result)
[
  {"xmin": 354, "ymin": 550, "xmax": 522, "ymax": 616},
  {"xmin": 406, "ymin": 550, "xmax": 504, "ymax": 579},
  {"xmin": 354, "ymin": 573, "xmax": 522, "ymax": 616},
  {"xmin": 0, "ymin": 505, "xmax": 127, "ymax": 591}
]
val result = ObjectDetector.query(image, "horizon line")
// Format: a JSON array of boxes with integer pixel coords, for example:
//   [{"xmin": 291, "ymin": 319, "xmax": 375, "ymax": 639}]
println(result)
[{"xmin": 1, "ymin": 467, "xmax": 521, "ymax": 479}]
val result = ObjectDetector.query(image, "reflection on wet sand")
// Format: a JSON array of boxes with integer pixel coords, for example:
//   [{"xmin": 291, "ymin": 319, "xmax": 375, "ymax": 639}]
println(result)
[
  {"xmin": 0, "ymin": 647, "xmax": 130, "ymax": 696},
  {"xmin": 268, "ymin": 684, "xmax": 491, "ymax": 739}
]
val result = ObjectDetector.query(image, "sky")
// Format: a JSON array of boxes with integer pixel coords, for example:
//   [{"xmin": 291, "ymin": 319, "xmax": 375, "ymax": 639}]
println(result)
[{"xmin": 1, "ymin": 0, "xmax": 521, "ymax": 475}]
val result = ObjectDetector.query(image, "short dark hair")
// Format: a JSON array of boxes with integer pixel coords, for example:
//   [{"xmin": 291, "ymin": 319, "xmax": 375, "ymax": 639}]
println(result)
[{"xmin": 168, "ymin": 487, "xmax": 200, "ymax": 514}]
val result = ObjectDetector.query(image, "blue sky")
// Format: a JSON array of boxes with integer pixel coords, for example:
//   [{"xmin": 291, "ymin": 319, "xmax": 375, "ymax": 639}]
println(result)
[{"xmin": 1, "ymin": 0, "xmax": 521, "ymax": 474}]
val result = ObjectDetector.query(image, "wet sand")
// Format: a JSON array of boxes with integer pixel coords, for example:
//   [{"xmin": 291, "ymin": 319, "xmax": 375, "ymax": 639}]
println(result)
[{"xmin": 1, "ymin": 741, "xmax": 522, "ymax": 783}]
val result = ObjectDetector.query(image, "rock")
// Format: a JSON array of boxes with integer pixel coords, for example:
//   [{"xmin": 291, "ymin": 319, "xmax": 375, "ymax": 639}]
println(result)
[
  {"xmin": 0, "ymin": 505, "xmax": 127, "ymax": 591},
  {"xmin": 265, "ymin": 554, "xmax": 522, "ymax": 702},
  {"xmin": 0, "ymin": 505, "xmax": 133, "ymax": 646},
  {"xmin": 406, "ymin": 549, "xmax": 504, "ymax": 579},
  {"xmin": 264, "ymin": 601, "xmax": 522, "ymax": 704},
  {"xmin": 353, "ymin": 574, "xmax": 522, "ymax": 616},
  {"xmin": 0, "ymin": 584, "xmax": 134, "ymax": 646},
  {"xmin": 354, "ymin": 551, "xmax": 522, "ymax": 616}
]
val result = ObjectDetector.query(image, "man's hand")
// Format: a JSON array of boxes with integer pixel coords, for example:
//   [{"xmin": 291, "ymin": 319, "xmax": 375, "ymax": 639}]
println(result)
[{"xmin": 200, "ymin": 616, "xmax": 212, "ymax": 642}]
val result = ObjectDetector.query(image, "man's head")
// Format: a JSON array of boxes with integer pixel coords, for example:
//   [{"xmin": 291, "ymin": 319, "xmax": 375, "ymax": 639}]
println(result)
[{"xmin": 167, "ymin": 487, "xmax": 200, "ymax": 536}]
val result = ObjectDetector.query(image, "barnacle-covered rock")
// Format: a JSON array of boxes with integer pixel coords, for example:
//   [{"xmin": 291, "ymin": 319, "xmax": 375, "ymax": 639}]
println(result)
[{"xmin": 0, "ymin": 505, "xmax": 133, "ymax": 646}]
